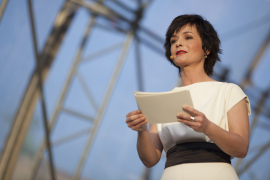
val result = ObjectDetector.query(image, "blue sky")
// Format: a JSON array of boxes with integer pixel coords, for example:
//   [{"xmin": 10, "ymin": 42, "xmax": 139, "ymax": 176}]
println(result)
[{"xmin": 1, "ymin": 0, "xmax": 270, "ymax": 179}]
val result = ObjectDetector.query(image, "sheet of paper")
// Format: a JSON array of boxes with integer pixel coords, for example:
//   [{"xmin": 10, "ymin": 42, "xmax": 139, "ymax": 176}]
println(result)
[{"xmin": 134, "ymin": 90, "xmax": 194, "ymax": 124}]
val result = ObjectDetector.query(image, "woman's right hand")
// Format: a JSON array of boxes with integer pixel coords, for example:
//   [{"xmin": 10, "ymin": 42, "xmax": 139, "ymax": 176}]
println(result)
[{"xmin": 126, "ymin": 110, "xmax": 147, "ymax": 132}]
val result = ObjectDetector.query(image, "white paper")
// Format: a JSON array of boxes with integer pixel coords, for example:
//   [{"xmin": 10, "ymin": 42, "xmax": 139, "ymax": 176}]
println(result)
[{"xmin": 134, "ymin": 90, "xmax": 194, "ymax": 124}]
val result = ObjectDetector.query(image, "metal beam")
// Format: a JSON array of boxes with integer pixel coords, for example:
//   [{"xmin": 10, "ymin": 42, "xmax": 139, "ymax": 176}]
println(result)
[
  {"xmin": 81, "ymin": 42, "xmax": 123, "ymax": 63},
  {"xmin": 30, "ymin": 14, "xmax": 97, "ymax": 180},
  {"xmin": 135, "ymin": 36, "xmax": 144, "ymax": 91},
  {"xmin": 61, "ymin": 107, "xmax": 95, "ymax": 122},
  {"xmin": 52, "ymin": 128, "xmax": 91, "ymax": 146},
  {"xmin": 0, "ymin": 0, "xmax": 9, "ymax": 24},
  {"xmin": 72, "ymin": 30, "xmax": 135, "ymax": 180},
  {"xmin": 27, "ymin": 0, "xmax": 56, "ymax": 179},
  {"xmin": 141, "ymin": 168, "xmax": 151, "ymax": 180},
  {"xmin": 76, "ymin": 71, "xmax": 99, "ymax": 111},
  {"xmin": 235, "ymin": 86, "xmax": 270, "ymax": 173},
  {"xmin": 71, "ymin": 0, "xmax": 122, "ymax": 21},
  {"xmin": 234, "ymin": 31, "xmax": 270, "ymax": 175},
  {"xmin": 0, "ymin": 1, "xmax": 79, "ymax": 179},
  {"xmin": 241, "ymin": 31, "xmax": 270, "ymax": 88},
  {"xmin": 237, "ymin": 140, "xmax": 270, "ymax": 176}
]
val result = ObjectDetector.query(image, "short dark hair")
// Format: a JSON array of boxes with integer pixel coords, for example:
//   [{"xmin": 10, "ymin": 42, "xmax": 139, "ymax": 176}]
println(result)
[{"xmin": 164, "ymin": 14, "xmax": 222, "ymax": 76}]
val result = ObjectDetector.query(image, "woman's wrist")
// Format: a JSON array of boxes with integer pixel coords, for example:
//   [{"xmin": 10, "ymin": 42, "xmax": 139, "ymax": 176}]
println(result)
[
  {"xmin": 137, "ymin": 125, "xmax": 148, "ymax": 134},
  {"xmin": 204, "ymin": 120, "xmax": 214, "ymax": 136}
]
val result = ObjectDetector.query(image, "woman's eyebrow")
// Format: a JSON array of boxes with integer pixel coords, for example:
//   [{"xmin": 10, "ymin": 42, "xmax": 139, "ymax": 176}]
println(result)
[
  {"xmin": 183, "ymin": 31, "xmax": 194, "ymax": 35},
  {"xmin": 170, "ymin": 35, "xmax": 177, "ymax": 39}
]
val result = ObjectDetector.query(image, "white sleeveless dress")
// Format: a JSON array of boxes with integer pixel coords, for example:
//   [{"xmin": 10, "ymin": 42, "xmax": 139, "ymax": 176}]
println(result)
[{"xmin": 157, "ymin": 82, "xmax": 251, "ymax": 180}]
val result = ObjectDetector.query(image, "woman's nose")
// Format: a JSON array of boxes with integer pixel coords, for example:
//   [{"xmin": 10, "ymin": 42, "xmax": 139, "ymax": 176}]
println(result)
[{"xmin": 176, "ymin": 40, "xmax": 182, "ymax": 47}]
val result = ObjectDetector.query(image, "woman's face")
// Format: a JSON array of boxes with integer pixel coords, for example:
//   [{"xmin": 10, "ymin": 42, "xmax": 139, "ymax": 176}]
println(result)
[{"xmin": 170, "ymin": 24, "xmax": 207, "ymax": 69}]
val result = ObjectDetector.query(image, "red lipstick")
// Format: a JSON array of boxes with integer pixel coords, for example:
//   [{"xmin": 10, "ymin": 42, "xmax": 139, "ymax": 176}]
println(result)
[{"xmin": 176, "ymin": 50, "xmax": 187, "ymax": 55}]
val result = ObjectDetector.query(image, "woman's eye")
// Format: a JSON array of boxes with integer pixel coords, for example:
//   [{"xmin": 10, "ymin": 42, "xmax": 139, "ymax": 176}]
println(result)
[
  {"xmin": 171, "ymin": 40, "xmax": 176, "ymax": 44},
  {"xmin": 186, "ymin": 36, "xmax": 193, "ymax": 40}
]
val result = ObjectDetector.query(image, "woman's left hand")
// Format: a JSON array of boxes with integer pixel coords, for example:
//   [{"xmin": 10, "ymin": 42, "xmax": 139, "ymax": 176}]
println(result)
[{"xmin": 177, "ymin": 105, "xmax": 212, "ymax": 134}]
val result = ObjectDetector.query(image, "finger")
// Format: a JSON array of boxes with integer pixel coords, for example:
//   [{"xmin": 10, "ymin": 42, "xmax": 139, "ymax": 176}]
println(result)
[
  {"xmin": 182, "ymin": 105, "xmax": 202, "ymax": 116},
  {"xmin": 178, "ymin": 118, "xmax": 198, "ymax": 126},
  {"xmin": 177, "ymin": 113, "xmax": 192, "ymax": 121},
  {"xmin": 126, "ymin": 114, "xmax": 143, "ymax": 123},
  {"xmin": 132, "ymin": 119, "xmax": 147, "ymax": 130},
  {"xmin": 129, "ymin": 116, "xmax": 145, "ymax": 126},
  {"xmin": 126, "ymin": 110, "xmax": 141, "ymax": 118}
]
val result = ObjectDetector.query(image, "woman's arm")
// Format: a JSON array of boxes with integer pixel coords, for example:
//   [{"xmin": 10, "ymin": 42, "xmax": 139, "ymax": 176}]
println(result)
[
  {"xmin": 126, "ymin": 110, "xmax": 163, "ymax": 167},
  {"xmin": 137, "ymin": 124, "xmax": 163, "ymax": 167},
  {"xmin": 206, "ymin": 98, "xmax": 249, "ymax": 158},
  {"xmin": 177, "ymin": 98, "xmax": 249, "ymax": 158}
]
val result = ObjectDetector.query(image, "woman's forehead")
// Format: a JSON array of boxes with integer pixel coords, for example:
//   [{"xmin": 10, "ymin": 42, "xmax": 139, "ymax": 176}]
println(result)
[{"xmin": 173, "ymin": 24, "xmax": 197, "ymax": 35}]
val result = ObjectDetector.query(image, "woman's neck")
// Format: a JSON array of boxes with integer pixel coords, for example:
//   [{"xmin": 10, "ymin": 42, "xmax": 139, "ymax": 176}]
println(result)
[{"xmin": 180, "ymin": 66, "xmax": 216, "ymax": 87}]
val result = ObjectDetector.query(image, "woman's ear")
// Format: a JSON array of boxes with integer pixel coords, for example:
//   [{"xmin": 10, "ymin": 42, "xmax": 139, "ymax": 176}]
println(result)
[{"xmin": 206, "ymin": 50, "xmax": 210, "ymax": 56}]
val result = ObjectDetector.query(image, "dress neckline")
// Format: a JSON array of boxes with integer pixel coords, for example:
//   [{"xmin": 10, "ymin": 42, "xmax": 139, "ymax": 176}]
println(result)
[{"xmin": 176, "ymin": 81, "xmax": 222, "ymax": 88}]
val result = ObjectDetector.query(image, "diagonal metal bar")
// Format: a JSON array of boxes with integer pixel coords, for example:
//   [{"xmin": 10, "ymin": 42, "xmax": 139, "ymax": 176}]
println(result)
[
  {"xmin": 109, "ymin": 0, "xmax": 136, "ymax": 13},
  {"xmin": 71, "ymin": 0, "xmax": 123, "ymax": 21},
  {"xmin": 94, "ymin": 21, "xmax": 127, "ymax": 34},
  {"xmin": 241, "ymin": 31, "xmax": 270, "ymax": 88},
  {"xmin": 237, "ymin": 140, "xmax": 270, "ymax": 176},
  {"xmin": 27, "ymin": 0, "xmax": 56, "ymax": 179},
  {"xmin": 235, "ymin": 31, "xmax": 270, "ymax": 173},
  {"xmin": 221, "ymin": 13, "xmax": 270, "ymax": 42},
  {"xmin": 76, "ymin": 71, "xmax": 99, "ymax": 111},
  {"xmin": 72, "ymin": 30, "xmax": 135, "ymax": 180},
  {"xmin": 29, "ymin": 14, "xmax": 97, "ymax": 180},
  {"xmin": 249, "ymin": 88, "xmax": 270, "ymax": 136},
  {"xmin": 0, "ymin": 2, "xmax": 79, "ymax": 179},
  {"xmin": 0, "ymin": 0, "xmax": 9, "ymax": 24},
  {"xmin": 140, "ymin": 26, "xmax": 164, "ymax": 44},
  {"xmin": 81, "ymin": 42, "xmax": 123, "ymax": 63},
  {"xmin": 52, "ymin": 127, "xmax": 91, "ymax": 146},
  {"xmin": 247, "ymin": 170, "xmax": 258, "ymax": 180},
  {"xmin": 139, "ymin": 37, "xmax": 164, "ymax": 56},
  {"xmin": 235, "ymin": 86, "xmax": 270, "ymax": 172},
  {"xmin": 61, "ymin": 107, "xmax": 94, "ymax": 122}
]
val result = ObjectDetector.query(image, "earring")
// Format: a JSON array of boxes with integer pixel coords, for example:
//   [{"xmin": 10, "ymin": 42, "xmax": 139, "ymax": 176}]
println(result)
[
  {"xmin": 205, "ymin": 55, "xmax": 207, "ymax": 58},
  {"xmin": 170, "ymin": 55, "xmax": 174, "ymax": 60}
]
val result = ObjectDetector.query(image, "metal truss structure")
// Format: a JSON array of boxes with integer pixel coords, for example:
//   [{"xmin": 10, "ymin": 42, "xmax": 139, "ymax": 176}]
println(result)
[{"xmin": 0, "ymin": 0, "xmax": 270, "ymax": 180}]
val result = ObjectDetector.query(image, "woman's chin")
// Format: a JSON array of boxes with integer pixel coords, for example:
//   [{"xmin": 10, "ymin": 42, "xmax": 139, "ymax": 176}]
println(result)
[{"xmin": 173, "ymin": 60, "xmax": 186, "ymax": 67}]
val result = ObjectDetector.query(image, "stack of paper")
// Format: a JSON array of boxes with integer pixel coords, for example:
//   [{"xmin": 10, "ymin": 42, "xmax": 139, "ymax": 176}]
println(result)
[{"xmin": 134, "ymin": 90, "xmax": 194, "ymax": 124}]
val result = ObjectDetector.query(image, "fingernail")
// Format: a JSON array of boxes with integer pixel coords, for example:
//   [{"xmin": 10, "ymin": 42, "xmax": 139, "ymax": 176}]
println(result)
[{"xmin": 183, "ymin": 105, "xmax": 186, "ymax": 108}]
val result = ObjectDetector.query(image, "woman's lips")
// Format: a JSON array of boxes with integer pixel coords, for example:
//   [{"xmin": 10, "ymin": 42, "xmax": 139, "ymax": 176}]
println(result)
[{"xmin": 176, "ymin": 50, "xmax": 187, "ymax": 55}]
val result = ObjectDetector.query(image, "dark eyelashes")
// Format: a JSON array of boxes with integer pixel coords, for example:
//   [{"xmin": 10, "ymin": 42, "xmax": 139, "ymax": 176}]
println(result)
[{"xmin": 170, "ymin": 37, "xmax": 193, "ymax": 44}]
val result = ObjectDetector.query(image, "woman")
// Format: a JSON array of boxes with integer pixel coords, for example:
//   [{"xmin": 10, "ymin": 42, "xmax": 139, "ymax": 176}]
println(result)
[{"xmin": 125, "ymin": 14, "xmax": 251, "ymax": 180}]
